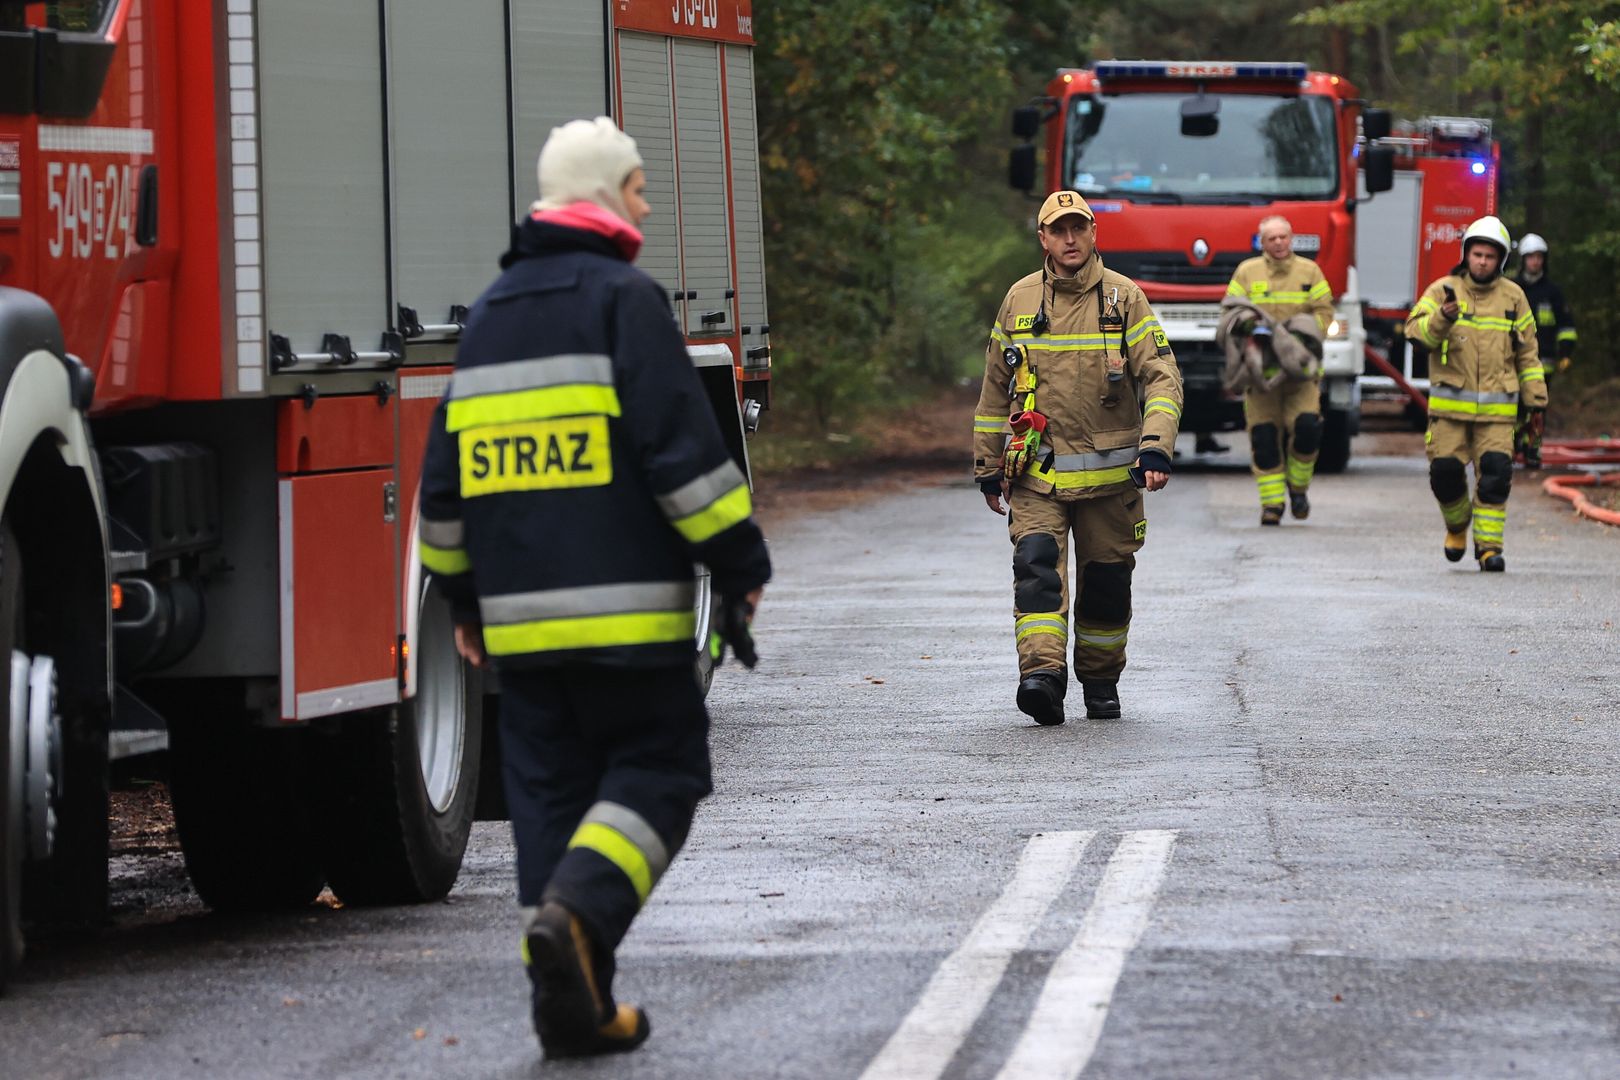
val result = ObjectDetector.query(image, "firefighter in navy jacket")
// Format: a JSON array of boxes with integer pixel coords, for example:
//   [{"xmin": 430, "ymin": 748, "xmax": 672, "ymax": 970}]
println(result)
[{"xmin": 417, "ymin": 118, "xmax": 770, "ymax": 1059}]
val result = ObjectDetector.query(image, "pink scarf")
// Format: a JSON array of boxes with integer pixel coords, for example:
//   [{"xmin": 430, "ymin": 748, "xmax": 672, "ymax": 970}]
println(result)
[{"xmin": 530, "ymin": 201, "xmax": 643, "ymax": 262}]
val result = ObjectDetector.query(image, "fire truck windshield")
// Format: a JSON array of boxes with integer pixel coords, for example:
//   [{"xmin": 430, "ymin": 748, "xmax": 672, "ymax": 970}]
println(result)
[{"xmin": 1065, "ymin": 92, "xmax": 1339, "ymax": 203}]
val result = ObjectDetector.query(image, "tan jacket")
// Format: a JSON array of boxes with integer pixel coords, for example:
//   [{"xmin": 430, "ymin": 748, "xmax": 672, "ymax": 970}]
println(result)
[
  {"xmin": 973, "ymin": 253, "xmax": 1184, "ymax": 500},
  {"xmin": 1406, "ymin": 273, "xmax": 1547, "ymax": 423},
  {"xmin": 1224, "ymin": 253, "xmax": 1334, "ymax": 333}
]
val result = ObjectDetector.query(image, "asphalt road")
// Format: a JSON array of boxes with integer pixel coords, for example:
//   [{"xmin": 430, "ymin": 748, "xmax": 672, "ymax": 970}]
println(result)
[{"xmin": 3, "ymin": 437, "xmax": 1618, "ymax": 1079}]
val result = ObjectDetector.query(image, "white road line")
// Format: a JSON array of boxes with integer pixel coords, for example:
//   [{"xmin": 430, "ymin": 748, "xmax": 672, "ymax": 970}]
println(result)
[
  {"xmin": 994, "ymin": 829, "xmax": 1179, "ymax": 1080},
  {"xmin": 859, "ymin": 831, "xmax": 1093, "ymax": 1080}
]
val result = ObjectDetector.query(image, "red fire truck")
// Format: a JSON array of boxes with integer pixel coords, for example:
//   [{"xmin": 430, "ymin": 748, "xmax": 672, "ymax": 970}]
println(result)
[
  {"xmin": 0, "ymin": 0, "xmax": 770, "ymax": 989},
  {"xmin": 1354, "ymin": 115, "xmax": 1500, "ymax": 420},
  {"xmin": 1010, "ymin": 61, "xmax": 1397, "ymax": 472}
]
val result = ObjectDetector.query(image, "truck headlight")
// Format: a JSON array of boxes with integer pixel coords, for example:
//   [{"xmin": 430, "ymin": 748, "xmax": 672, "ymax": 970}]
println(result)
[{"xmin": 1327, "ymin": 318, "xmax": 1349, "ymax": 340}]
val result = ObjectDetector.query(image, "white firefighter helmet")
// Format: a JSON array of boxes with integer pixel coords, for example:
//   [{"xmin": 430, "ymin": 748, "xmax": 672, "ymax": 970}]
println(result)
[
  {"xmin": 1461, "ymin": 215, "xmax": 1511, "ymax": 260},
  {"xmin": 1518, "ymin": 232, "xmax": 1549, "ymax": 257}
]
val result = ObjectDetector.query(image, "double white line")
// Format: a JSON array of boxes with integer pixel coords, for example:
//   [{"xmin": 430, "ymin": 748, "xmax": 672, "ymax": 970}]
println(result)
[{"xmin": 861, "ymin": 830, "xmax": 1177, "ymax": 1080}]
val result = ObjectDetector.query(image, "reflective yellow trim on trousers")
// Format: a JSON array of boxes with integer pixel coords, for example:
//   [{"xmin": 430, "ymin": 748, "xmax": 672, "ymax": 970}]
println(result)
[
  {"xmin": 1016, "ymin": 613, "xmax": 1067, "ymax": 642},
  {"xmin": 1428, "ymin": 396, "xmax": 1517, "ymax": 418},
  {"xmin": 568, "ymin": 822, "xmax": 653, "ymax": 902},
  {"xmin": 445, "ymin": 384, "xmax": 621, "ymax": 432},
  {"xmin": 483, "ymin": 610, "xmax": 696, "ymax": 656},
  {"xmin": 1257, "ymin": 471, "xmax": 1286, "ymax": 505},
  {"xmin": 1028, "ymin": 460, "xmax": 1132, "ymax": 489},
  {"xmin": 1286, "ymin": 455, "xmax": 1314, "ymax": 489},
  {"xmin": 419, "ymin": 540, "xmax": 471, "ymax": 576},
  {"xmin": 1440, "ymin": 495, "xmax": 1472, "ymax": 529},
  {"xmin": 1074, "ymin": 624, "xmax": 1128, "ymax": 650},
  {"xmin": 1557, "ymin": 328, "xmax": 1578, "ymax": 342},
  {"xmin": 671, "ymin": 482, "xmax": 752, "ymax": 544}
]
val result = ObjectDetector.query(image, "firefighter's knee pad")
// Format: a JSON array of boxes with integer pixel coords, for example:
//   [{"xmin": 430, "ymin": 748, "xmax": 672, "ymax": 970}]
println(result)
[
  {"xmin": 1291, "ymin": 412, "xmax": 1323, "ymax": 456},
  {"xmin": 1478, "ymin": 451, "xmax": 1513, "ymax": 504},
  {"xmin": 1077, "ymin": 561, "xmax": 1132, "ymax": 626},
  {"xmin": 1013, "ymin": 533, "xmax": 1062, "ymax": 612},
  {"xmin": 1249, "ymin": 423, "xmax": 1282, "ymax": 469},
  {"xmin": 1429, "ymin": 456, "xmax": 1468, "ymax": 503}
]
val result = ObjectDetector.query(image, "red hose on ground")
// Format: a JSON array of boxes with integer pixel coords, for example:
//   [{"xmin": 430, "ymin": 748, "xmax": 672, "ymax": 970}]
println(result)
[
  {"xmin": 1363, "ymin": 345, "xmax": 1429, "ymax": 412},
  {"xmin": 1540, "ymin": 438, "xmax": 1620, "ymax": 527}
]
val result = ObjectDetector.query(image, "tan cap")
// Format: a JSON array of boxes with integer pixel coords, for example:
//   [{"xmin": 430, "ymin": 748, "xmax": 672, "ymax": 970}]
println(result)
[{"xmin": 1038, "ymin": 190, "xmax": 1094, "ymax": 227}]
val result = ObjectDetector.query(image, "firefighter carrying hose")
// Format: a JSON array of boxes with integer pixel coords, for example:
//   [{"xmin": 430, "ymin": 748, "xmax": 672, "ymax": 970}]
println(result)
[
  {"xmin": 974, "ymin": 191, "xmax": 1183, "ymax": 725},
  {"xmin": 417, "ymin": 118, "xmax": 771, "ymax": 1058},
  {"xmin": 1511, "ymin": 233, "xmax": 1577, "ymax": 468},
  {"xmin": 1216, "ymin": 215, "xmax": 1334, "ymax": 525},
  {"xmin": 1405, "ymin": 216, "xmax": 1547, "ymax": 572}
]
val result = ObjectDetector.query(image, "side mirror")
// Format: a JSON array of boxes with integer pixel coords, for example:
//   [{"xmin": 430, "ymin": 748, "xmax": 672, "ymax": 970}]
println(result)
[
  {"xmin": 1364, "ymin": 145, "xmax": 1395, "ymax": 194},
  {"xmin": 1362, "ymin": 107, "xmax": 1392, "ymax": 142},
  {"xmin": 1180, "ymin": 94, "xmax": 1219, "ymax": 138},
  {"xmin": 1012, "ymin": 105, "xmax": 1042, "ymax": 140},
  {"xmin": 1009, "ymin": 143, "xmax": 1037, "ymax": 193}
]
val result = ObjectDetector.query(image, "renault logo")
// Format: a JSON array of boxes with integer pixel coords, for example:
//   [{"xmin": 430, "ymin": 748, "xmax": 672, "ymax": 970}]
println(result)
[{"xmin": 1191, "ymin": 238, "xmax": 1210, "ymax": 262}]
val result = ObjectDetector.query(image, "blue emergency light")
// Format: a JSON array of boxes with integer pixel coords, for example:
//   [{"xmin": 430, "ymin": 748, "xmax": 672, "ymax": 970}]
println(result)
[{"xmin": 1092, "ymin": 61, "xmax": 1309, "ymax": 82}]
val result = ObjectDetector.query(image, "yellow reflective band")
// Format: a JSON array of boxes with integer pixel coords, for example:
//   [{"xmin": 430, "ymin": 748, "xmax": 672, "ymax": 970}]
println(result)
[
  {"xmin": 1226, "ymin": 281, "xmax": 1245, "ymax": 296},
  {"xmin": 975, "ymin": 421, "xmax": 1008, "ymax": 433},
  {"xmin": 445, "ymin": 384, "xmax": 620, "ymax": 432},
  {"xmin": 1427, "ymin": 397, "xmax": 1517, "ymax": 418},
  {"xmin": 1440, "ymin": 497, "xmax": 1472, "ymax": 527},
  {"xmin": 990, "ymin": 324, "xmax": 1012, "ymax": 344},
  {"xmin": 419, "ymin": 541, "xmax": 471, "ymax": 576},
  {"xmin": 1412, "ymin": 296, "xmax": 1439, "ymax": 316},
  {"xmin": 1145, "ymin": 396, "xmax": 1181, "ymax": 420},
  {"xmin": 1557, "ymin": 329, "xmax": 1578, "ymax": 342},
  {"xmin": 1520, "ymin": 366, "xmax": 1545, "ymax": 381},
  {"xmin": 1028, "ymin": 460, "xmax": 1133, "ymax": 489},
  {"xmin": 484, "ymin": 610, "xmax": 696, "ymax": 656},
  {"xmin": 1458, "ymin": 315, "xmax": 1513, "ymax": 332},
  {"xmin": 1125, "ymin": 317, "xmax": 1162, "ymax": 346},
  {"xmin": 568, "ymin": 822, "xmax": 653, "ymax": 902},
  {"xmin": 1074, "ymin": 624, "xmax": 1128, "ymax": 650},
  {"xmin": 1308, "ymin": 281, "xmax": 1331, "ymax": 298},
  {"xmin": 1411, "ymin": 315, "xmax": 1442, "ymax": 349},
  {"xmin": 1016, "ymin": 616, "xmax": 1068, "ymax": 642},
  {"xmin": 1254, "ymin": 291, "xmax": 1311, "ymax": 304},
  {"xmin": 520, "ymin": 935, "xmax": 532, "ymax": 965},
  {"xmin": 459, "ymin": 415, "xmax": 612, "ymax": 497},
  {"xmin": 671, "ymin": 482, "xmax": 752, "ymax": 544}
]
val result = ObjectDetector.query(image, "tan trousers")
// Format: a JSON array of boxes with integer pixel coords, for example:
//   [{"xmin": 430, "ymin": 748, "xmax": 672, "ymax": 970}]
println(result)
[
  {"xmin": 1244, "ymin": 378, "xmax": 1321, "ymax": 506},
  {"xmin": 1008, "ymin": 486, "xmax": 1146, "ymax": 683},
  {"xmin": 1426, "ymin": 415, "xmax": 1514, "ymax": 553}
]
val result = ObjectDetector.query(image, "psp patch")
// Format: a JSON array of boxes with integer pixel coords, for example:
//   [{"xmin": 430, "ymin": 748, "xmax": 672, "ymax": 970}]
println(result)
[
  {"xmin": 459, "ymin": 415, "xmax": 611, "ymax": 497},
  {"xmin": 1152, "ymin": 328, "xmax": 1170, "ymax": 349},
  {"xmin": 1133, "ymin": 519, "xmax": 1147, "ymax": 541},
  {"xmin": 1013, "ymin": 313, "xmax": 1038, "ymax": 331}
]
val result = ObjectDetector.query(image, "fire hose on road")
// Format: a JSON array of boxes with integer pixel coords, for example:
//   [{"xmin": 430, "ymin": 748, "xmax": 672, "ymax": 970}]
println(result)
[{"xmin": 1540, "ymin": 439, "xmax": 1620, "ymax": 527}]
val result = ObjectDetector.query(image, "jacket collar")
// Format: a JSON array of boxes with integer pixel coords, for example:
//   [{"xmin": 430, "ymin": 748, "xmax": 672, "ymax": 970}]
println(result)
[
  {"xmin": 1046, "ymin": 252, "xmax": 1104, "ymax": 293},
  {"xmin": 1263, "ymin": 252, "xmax": 1295, "ymax": 272},
  {"xmin": 502, "ymin": 201, "xmax": 643, "ymax": 268}
]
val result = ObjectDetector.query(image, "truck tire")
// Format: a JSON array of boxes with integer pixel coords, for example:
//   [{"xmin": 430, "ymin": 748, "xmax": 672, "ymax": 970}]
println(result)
[
  {"xmin": 315, "ymin": 577, "xmax": 480, "ymax": 905},
  {"xmin": 694, "ymin": 566, "xmax": 715, "ymax": 697},
  {"xmin": 1317, "ymin": 409, "xmax": 1353, "ymax": 474},
  {"xmin": 1, "ymin": 526, "xmax": 24, "ymax": 992},
  {"xmin": 167, "ymin": 701, "xmax": 326, "ymax": 912}
]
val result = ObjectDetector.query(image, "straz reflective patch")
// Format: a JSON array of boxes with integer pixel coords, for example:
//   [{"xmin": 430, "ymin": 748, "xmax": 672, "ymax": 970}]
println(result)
[
  {"xmin": 1249, "ymin": 281, "xmax": 1268, "ymax": 297},
  {"xmin": 1134, "ymin": 519, "xmax": 1147, "ymax": 540},
  {"xmin": 1013, "ymin": 314, "xmax": 1037, "ymax": 331},
  {"xmin": 459, "ymin": 416, "xmax": 611, "ymax": 496}
]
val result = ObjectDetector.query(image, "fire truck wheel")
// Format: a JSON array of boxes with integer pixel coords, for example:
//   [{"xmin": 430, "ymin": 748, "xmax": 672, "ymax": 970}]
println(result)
[
  {"xmin": 315, "ymin": 579, "xmax": 481, "ymax": 905},
  {"xmin": 1317, "ymin": 410, "xmax": 1353, "ymax": 474},
  {"xmin": 1, "ymin": 526, "xmax": 24, "ymax": 991},
  {"xmin": 167, "ymin": 705, "xmax": 327, "ymax": 912},
  {"xmin": 694, "ymin": 566, "xmax": 716, "ymax": 698}
]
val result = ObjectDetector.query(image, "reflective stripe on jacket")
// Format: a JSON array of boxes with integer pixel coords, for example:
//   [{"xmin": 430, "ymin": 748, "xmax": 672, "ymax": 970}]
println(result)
[
  {"xmin": 417, "ymin": 217, "xmax": 771, "ymax": 668},
  {"xmin": 1405, "ymin": 273, "xmax": 1547, "ymax": 422},
  {"xmin": 973, "ymin": 254, "xmax": 1183, "ymax": 499}
]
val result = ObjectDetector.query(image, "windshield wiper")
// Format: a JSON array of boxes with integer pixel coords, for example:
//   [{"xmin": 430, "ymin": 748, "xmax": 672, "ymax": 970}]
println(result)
[{"xmin": 1099, "ymin": 188, "xmax": 1183, "ymax": 205}]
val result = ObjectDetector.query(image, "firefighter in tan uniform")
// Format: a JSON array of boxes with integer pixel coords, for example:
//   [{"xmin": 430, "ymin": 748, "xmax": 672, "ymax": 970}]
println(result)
[
  {"xmin": 1221, "ymin": 216, "xmax": 1334, "ymax": 524},
  {"xmin": 1405, "ymin": 216, "xmax": 1546, "ymax": 572},
  {"xmin": 974, "ymin": 191, "xmax": 1183, "ymax": 725}
]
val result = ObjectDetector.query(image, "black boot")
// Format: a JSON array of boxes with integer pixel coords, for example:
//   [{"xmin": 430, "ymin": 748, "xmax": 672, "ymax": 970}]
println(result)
[
  {"xmin": 525, "ymin": 902, "xmax": 650, "ymax": 1059},
  {"xmin": 1195, "ymin": 433, "xmax": 1227, "ymax": 454},
  {"xmin": 1015, "ymin": 671, "xmax": 1065, "ymax": 726},
  {"xmin": 1289, "ymin": 489, "xmax": 1310, "ymax": 520},
  {"xmin": 1081, "ymin": 679, "xmax": 1121, "ymax": 720}
]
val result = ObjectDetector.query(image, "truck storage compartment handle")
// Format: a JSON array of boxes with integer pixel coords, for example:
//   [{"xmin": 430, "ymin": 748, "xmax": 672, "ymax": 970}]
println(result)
[{"xmin": 135, "ymin": 164, "xmax": 158, "ymax": 246}]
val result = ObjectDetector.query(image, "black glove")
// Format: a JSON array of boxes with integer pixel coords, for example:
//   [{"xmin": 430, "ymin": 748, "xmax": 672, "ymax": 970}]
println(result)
[
  {"xmin": 978, "ymin": 476, "xmax": 1005, "ymax": 498},
  {"xmin": 1129, "ymin": 448, "xmax": 1173, "ymax": 488},
  {"xmin": 711, "ymin": 596, "xmax": 758, "ymax": 669}
]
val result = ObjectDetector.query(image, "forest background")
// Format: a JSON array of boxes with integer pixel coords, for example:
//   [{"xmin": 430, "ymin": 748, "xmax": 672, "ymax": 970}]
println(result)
[{"xmin": 750, "ymin": 0, "xmax": 1620, "ymax": 450}]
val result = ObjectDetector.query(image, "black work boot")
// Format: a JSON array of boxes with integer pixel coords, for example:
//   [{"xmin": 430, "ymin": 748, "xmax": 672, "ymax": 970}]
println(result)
[
  {"xmin": 1015, "ymin": 671, "xmax": 1066, "ymax": 726},
  {"xmin": 1260, "ymin": 503, "xmax": 1284, "ymax": 526},
  {"xmin": 1081, "ymin": 679, "xmax": 1122, "ymax": 720},
  {"xmin": 1477, "ymin": 549, "xmax": 1506, "ymax": 572},
  {"xmin": 1195, "ymin": 433, "xmax": 1227, "ymax": 454},
  {"xmin": 1522, "ymin": 446, "xmax": 1542, "ymax": 469},
  {"xmin": 524, "ymin": 902, "xmax": 650, "ymax": 1059},
  {"xmin": 1288, "ymin": 489, "xmax": 1310, "ymax": 520}
]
